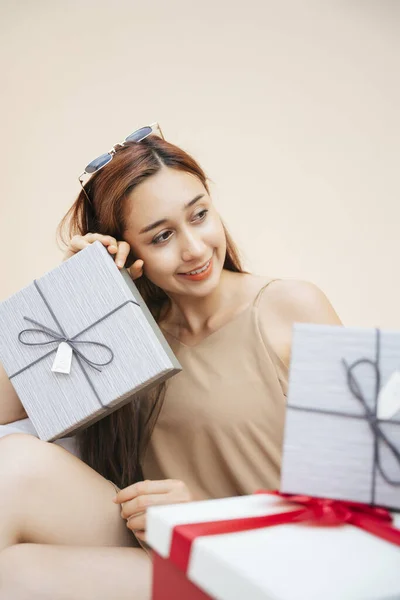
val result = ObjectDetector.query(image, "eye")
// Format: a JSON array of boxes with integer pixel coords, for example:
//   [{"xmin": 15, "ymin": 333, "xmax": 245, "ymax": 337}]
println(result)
[
  {"xmin": 195, "ymin": 209, "xmax": 208, "ymax": 221},
  {"xmin": 151, "ymin": 209, "xmax": 208, "ymax": 245},
  {"xmin": 152, "ymin": 230, "xmax": 172, "ymax": 245}
]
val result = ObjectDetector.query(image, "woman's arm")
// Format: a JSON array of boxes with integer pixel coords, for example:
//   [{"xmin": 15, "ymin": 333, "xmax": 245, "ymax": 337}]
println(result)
[{"xmin": 0, "ymin": 361, "xmax": 28, "ymax": 424}]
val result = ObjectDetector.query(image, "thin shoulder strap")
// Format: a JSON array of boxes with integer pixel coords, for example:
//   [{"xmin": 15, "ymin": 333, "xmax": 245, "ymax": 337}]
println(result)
[{"xmin": 253, "ymin": 278, "xmax": 281, "ymax": 308}]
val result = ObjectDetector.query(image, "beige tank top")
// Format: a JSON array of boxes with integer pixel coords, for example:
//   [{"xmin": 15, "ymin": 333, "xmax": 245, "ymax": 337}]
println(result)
[{"xmin": 141, "ymin": 277, "xmax": 289, "ymax": 500}]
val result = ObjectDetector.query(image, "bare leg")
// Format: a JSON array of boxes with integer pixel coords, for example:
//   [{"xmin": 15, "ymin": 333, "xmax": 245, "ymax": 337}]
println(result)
[
  {"xmin": 0, "ymin": 434, "xmax": 152, "ymax": 598},
  {"xmin": 0, "ymin": 543, "xmax": 152, "ymax": 600}
]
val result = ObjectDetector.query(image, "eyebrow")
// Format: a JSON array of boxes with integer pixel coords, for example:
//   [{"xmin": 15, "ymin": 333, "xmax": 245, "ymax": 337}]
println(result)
[{"xmin": 139, "ymin": 194, "xmax": 205, "ymax": 234}]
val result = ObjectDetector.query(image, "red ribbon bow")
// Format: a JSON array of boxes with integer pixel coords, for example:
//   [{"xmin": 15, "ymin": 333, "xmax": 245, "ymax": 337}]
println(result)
[{"xmin": 169, "ymin": 490, "xmax": 400, "ymax": 573}]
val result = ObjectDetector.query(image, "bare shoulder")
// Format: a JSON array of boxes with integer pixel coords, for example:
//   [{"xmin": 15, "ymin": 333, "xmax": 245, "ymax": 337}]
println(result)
[
  {"xmin": 261, "ymin": 279, "xmax": 342, "ymax": 320},
  {"xmin": 257, "ymin": 278, "xmax": 343, "ymax": 368}
]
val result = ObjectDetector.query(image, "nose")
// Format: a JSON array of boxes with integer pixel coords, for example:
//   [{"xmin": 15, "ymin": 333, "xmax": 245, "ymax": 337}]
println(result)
[{"xmin": 180, "ymin": 229, "xmax": 207, "ymax": 262}]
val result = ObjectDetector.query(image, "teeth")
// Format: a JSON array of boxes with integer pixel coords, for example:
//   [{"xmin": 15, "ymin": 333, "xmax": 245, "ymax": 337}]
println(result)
[{"xmin": 186, "ymin": 259, "xmax": 210, "ymax": 275}]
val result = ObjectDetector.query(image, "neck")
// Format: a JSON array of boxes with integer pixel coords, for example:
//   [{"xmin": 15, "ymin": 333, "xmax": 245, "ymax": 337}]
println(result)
[{"xmin": 162, "ymin": 269, "xmax": 236, "ymax": 337}]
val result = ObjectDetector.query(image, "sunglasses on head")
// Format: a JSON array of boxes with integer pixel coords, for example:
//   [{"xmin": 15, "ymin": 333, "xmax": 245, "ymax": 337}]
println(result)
[{"xmin": 78, "ymin": 121, "xmax": 164, "ymax": 194}]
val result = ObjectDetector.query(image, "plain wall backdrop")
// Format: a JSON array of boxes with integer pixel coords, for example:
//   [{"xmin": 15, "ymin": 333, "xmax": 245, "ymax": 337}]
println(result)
[{"xmin": 0, "ymin": 0, "xmax": 399, "ymax": 328}]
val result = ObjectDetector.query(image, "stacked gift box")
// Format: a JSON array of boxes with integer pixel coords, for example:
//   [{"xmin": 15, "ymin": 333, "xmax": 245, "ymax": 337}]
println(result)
[{"xmin": 147, "ymin": 323, "xmax": 400, "ymax": 599}]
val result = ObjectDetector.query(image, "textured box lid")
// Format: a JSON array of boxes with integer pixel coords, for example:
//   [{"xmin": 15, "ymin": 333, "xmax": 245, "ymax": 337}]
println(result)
[
  {"xmin": 0, "ymin": 242, "xmax": 181, "ymax": 440},
  {"xmin": 280, "ymin": 323, "xmax": 400, "ymax": 510}
]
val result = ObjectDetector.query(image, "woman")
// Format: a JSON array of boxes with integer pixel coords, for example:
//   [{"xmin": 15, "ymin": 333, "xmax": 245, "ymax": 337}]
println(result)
[{"xmin": 0, "ymin": 123, "xmax": 342, "ymax": 599}]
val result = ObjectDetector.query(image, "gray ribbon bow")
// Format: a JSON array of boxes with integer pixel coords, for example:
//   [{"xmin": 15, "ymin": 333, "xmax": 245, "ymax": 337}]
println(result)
[
  {"xmin": 9, "ymin": 278, "xmax": 140, "ymax": 408},
  {"xmin": 18, "ymin": 316, "xmax": 114, "ymax": 372}
]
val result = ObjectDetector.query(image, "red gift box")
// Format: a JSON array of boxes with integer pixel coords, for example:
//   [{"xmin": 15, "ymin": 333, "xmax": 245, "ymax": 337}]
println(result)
[{"xmin": 147, "ymin": 491, "xmax": 400, "ymax": 600}]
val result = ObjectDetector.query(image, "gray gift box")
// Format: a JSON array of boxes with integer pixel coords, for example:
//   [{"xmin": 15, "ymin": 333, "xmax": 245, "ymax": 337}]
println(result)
[
  {"xmin": 280, "ymin": 323, "xmax": 400, "ymax": 511},
  {"xmin": 0, "ymin": 241, "xmax": 181, "ymax": 442}
]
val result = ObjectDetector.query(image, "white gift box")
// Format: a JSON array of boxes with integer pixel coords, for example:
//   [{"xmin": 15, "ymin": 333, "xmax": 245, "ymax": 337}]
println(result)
[
  {"xmin": 0, "ymin": 241, "xmax": 181, "ymax": 441},
  {"xmin": 147, "ymin": 493, "xmax": 400, "ymax": 600},
  {"xmin": 280, "ymin": 323, "xmax": 400, "ymax": 510}
]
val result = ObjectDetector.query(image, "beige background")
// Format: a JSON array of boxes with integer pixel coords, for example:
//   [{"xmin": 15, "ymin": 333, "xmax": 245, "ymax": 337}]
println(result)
[{"xmin": 0, "ymin": 1, "xmax": 399, "ymax": 327}]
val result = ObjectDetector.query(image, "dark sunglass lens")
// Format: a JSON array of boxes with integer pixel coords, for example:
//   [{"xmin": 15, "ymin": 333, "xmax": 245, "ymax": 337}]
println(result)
[
  {"xmin": 125, "ymin": 126, "xmax": 152, "ymax": 143},
  {"xmin": 85, "ymin": 153, "xmax": 112, "ymax": 173}
]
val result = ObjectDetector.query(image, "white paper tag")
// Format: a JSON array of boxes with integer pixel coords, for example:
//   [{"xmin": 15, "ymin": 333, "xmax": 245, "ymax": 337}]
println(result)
[
  {"xmin": 377, "ymin": 370, "xmax": 400, "ymax": 420},
  {"xmin": 51, "ymin": 342, "xmax": 73, "ymax": 374}
]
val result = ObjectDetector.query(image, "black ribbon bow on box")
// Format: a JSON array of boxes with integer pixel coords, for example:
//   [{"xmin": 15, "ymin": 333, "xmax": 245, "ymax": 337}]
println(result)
[
  {"xmin": 9, "ymin": 279, "xmax": 140, "ymax": 408},
  {"xmin": 287, "ymin": 328, "xmax": 400, "ymax": 506}
]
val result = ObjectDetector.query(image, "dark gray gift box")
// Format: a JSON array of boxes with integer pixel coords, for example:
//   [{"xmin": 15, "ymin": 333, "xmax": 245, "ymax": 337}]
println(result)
[
  {"xmin": 0, "ymin": 241, "xmax": 181, "ymax": 442},
  {"xmin": 280, "ymin": 323, "xmax": 400, "ymax": 511}
]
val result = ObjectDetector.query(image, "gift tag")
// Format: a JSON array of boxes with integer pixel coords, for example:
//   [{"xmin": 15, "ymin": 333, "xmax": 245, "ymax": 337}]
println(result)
[
  {"xmin": 377, "ymin": 370, "xmax": 400, "ymax": 420},
  {"xmin": 51, "ymin": 342, "xmax": 73, "ymax": 374}
]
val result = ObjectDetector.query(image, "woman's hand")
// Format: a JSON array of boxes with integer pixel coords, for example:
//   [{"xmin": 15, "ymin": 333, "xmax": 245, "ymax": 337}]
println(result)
[
  {"xmin": 62, "ymin": 233, "xmax": 144, "ymax": 280},
  {"xmin": 113, "ymin": 479, "xmax": 193, "ymax": 541}
]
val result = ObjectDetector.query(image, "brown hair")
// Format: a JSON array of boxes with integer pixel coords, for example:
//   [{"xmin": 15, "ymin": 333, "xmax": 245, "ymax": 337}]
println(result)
[{"xmin": 57, "ymin": 134, "xmax": 249, "ymax": 489}]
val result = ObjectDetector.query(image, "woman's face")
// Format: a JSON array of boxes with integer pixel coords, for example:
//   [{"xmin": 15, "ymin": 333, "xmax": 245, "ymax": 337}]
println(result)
[{"xmin": 123, "ymin": 166, "xmax": 227, "ymax": 297}]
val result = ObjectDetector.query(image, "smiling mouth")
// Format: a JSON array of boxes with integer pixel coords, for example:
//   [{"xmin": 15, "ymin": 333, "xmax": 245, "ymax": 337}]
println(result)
[{"xmin": 179, "ymin": 257, "xmax": 213, "ymax": 275}]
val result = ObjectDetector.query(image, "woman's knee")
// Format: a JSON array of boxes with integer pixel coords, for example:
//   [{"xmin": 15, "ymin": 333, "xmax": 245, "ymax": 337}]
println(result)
[
  {"xmin": 0, "ymin": 433, "xmax": 66, "ymax": 489},
  {"xmin": 0, "ymin": 434, "xmax": 133, "ymax": 549}
]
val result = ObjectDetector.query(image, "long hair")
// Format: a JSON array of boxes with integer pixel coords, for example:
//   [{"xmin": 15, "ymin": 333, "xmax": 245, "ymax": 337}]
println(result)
[{"xmin": 57, "ymin": 134, "xmax": 249, "ymax": 489}]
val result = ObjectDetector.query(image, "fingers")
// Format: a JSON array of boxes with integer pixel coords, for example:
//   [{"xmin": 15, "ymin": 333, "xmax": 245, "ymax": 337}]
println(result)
[
  {"xmin": 75, "ymin": 233, "xmax": 119, "ymax": 253},
  {"xmin": 116, "ymin": 479, "xmax": 192, "ymax": 539},
  {"xmin": 62, "ymin": 233, "xmax": 144, "ymax": 278},
  {"xmin": 128, "ymin": 259, "xmax": 144, "ymax": 280},
  {"xmin": 113, "ymin": 479, "xmax": 177, "ymax": 504},
  {"xmin": 126, "ymin": 512, "xmax": 147, "ymax": 533},
  {"xmin": 120, "ymin": 493, "xmax": 176, "ymax": 520},
  {"xmin": 63, "ymin": 233, "xmax": 118, "ymax": 261},
  {"xmin": 134, "ymin": 530, "xmax": 146, "ymax": 542},
  {"xmin": 113, "ymin": 241, "xmax": 130, "ymax": 269}
]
